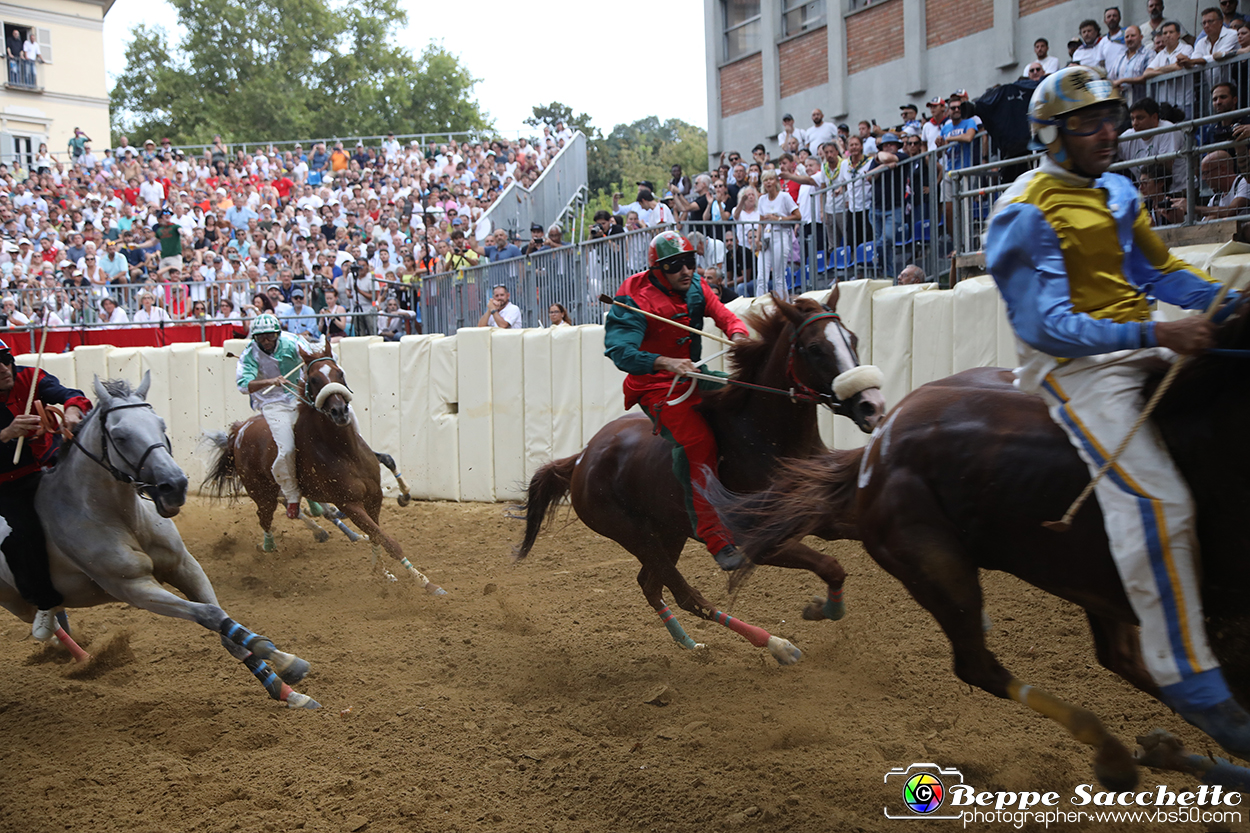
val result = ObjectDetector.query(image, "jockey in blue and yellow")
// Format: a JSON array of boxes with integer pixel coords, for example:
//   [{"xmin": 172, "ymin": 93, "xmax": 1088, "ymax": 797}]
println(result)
[
  {"xmin": 986, "ymin": 66, "xmax": 1250, "ymax": 752},
  {"xmin": 604, "ymin": 230, "xmax": 751, "ymax": 570}
]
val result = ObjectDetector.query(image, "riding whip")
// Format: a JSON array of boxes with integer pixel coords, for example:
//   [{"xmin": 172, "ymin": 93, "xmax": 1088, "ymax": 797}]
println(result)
[
  {"xmin": 598, "ymin": 294, "xmax": 736, "ymax": 346},
  {"xmin": 226, "ymin": 352, "xmax": 303, "ymax": 396},
  {"xmin": 1042, "ymin": 279, "xmax": 1236, "ymax": 532},
  {"xmin": 13, "ymin": 324, "xmax": 49, "ymax": 465}
]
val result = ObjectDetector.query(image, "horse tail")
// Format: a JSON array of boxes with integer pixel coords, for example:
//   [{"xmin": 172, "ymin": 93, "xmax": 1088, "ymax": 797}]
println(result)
[
  {"xmin": 511, "ymin": 455, "xmax": 578, "ymax": 561},
  {"xmin": 700, "ymin": 448, "xmax": 864, "ymax": 562},
  {"xmin": 201, "ymin": 424, "xmax": 243, "ymax": 500}
]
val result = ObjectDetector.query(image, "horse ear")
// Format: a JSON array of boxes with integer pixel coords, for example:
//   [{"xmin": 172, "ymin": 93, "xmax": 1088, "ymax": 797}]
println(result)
[
  {"xmin": 771, "ymin": 291, "xmax": 805, "ymax": 326},
  {"xmin": 135, "ymin": 370, "xmax": 151, "ymax": 400},
  {"xmin": 825, "ymin": 284, "xmax": 840, "ymax": 312},
  {"xmin": 92, "ymin": 374, "xmax": 109, "ymax": 405}
]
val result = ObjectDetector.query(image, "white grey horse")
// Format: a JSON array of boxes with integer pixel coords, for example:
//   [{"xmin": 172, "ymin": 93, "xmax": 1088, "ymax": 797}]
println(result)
[{"xmin": 0, "ymin": 373, "xmax": 319, "ymax": 709}]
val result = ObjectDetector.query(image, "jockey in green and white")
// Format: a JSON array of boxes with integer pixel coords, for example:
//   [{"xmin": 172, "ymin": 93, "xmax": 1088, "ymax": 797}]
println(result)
[{"xmin": 236, "ymin": 313, "xmax": 305, "ymax": 519}]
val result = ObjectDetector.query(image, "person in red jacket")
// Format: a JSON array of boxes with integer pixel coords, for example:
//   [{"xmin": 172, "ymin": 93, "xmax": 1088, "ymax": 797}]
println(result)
[
  {"xmin": 0, "ymin": 339, "xmax": 91, "ymax": 639},
  {"xmin": 604, "ymin": 230, "xmax": 751, "ymax": 570}
]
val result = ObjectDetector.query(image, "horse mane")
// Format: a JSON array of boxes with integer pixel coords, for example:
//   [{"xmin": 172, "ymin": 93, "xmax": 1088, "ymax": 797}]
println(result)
[
  {"xmin": 99, "ymin": 378, "xmax": 136, "ymax": 399},
  {"xmin": 701, "ymin": 295, "xmax": 828, "ymax": 411}
]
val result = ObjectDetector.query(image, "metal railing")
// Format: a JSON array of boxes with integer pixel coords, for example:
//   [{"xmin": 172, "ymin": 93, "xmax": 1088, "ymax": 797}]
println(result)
[
  {"xmin": 947, "ymin": 107, "xmax": 1250, "ymax": 264},
  {"xmin": 479, "ymin": 131, "xmax": 589, "ymax": 240},
  {"xmin": 1145, "ymin": 50, "xmax": 1250, "ymax": 121},
  {"xmin": 5, "ymin": 57, "xmax": 40, "ymax": 90}
]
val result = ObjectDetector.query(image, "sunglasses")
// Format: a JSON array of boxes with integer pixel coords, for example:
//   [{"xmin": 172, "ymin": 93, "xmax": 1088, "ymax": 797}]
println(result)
[{"xmin": 659, "ymin": 252, "xmax": 696, "ymax": 274}]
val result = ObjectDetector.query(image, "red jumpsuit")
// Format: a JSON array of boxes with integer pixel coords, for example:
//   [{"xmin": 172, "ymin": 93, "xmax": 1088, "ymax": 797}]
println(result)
[{"xmin": 604, "ymin": 269, "xmax": 749, "ymax": 554}]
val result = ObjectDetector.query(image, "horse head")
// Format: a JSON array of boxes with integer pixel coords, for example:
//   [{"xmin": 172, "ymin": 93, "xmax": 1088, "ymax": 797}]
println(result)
[
  {"xmin": 773, "ymin": 288, "xmax": 886, "ymax": 432},
  {"xmin": 90, "ymin": 371, "xmax": 188, "ymax": 518},
  {"xmin": 299, "ymin": 339, "xmax": 353, "ymax": 427}
]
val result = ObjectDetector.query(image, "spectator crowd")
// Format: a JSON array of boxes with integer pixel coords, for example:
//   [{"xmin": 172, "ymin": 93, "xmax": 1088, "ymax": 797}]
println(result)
[{"xmin": 1, "ymin": 117, "xmax": 585, "ymax": 339}]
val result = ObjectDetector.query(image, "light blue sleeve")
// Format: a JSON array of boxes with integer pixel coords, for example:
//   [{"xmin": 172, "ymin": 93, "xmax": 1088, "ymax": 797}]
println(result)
[{"xmin": 986, "ymin": 202, "xmax": 1154, "ymax": 358}]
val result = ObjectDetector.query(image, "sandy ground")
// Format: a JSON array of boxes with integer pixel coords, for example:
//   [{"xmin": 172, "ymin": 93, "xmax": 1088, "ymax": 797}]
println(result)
[{"xmin": 0, "ymin": 498, "xmax": 1244, "ymax": 833}]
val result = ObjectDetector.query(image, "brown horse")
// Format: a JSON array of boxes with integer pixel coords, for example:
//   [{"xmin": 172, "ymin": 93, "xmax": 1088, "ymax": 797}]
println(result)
[
  {"xmin": 204, "ymin": 339, "xmax": 445, "ymax": 596},
  {"xmin": 708, "ymin": 309, "xmax": 1250, "ymax": 790},
  {"xmin": 514, "ymin": 289, "xmax": 885, "ymax": 664}
]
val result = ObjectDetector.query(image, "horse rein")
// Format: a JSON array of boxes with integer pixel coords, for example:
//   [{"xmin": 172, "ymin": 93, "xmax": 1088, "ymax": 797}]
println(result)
[
  {"xmin": 67, "ymin": 402, "xmax": 171, "ymax": 494},
  {"xmin": 303, "ymin": 356, "xmax": 353, "ymax": 412},
  {"xmin": 665, "ymin": 309, "xmax": 868, "ymax": 408}
]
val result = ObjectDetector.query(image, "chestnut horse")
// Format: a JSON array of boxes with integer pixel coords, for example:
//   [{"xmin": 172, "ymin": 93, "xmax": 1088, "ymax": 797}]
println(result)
[
  {"xmin": 204, "ymin": 340, "xmax": 445, "ymax": 596},
  {"xmin": 709, "ymin": 309, "xmax": 1250, "ymax": 790},
  {"xmin": 514, "ymin": 289, "xmax": 885, "ymax": 664}
]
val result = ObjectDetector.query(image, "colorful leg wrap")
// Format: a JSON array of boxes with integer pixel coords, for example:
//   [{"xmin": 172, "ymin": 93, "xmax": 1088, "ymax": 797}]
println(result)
[
  {"xmin": 306, "ymin": 500, "xmax": 324, "ymax": 517},
  {"xmin": 220, "ymin": 618, "xmax": 275, "ymax": 658},
  {"xmin": 823, "ymin": 587, "xmax": 846, "ymax": 621},
  {"xmin": 710, "ymin": 609, "xmax": 771, "ymax": 648},
  {"xmin": 656, "ymin": 604, "xmax": 699, "ymax": 649},
  {"xmin": 243, "ymin": 653, "xmax": 285, "ymax": 701}
]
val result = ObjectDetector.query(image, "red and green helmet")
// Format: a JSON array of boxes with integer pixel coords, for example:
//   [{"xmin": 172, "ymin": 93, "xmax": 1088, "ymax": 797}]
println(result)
[{"xmin": 647, "ymin": 230, "xmax": 695, "ymax": 270}]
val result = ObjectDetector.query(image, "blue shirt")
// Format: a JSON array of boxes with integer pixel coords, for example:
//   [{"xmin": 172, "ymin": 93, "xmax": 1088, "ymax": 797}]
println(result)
[
  {"xmin": 226, "ymin": 205, "xmax": 258, "ymax": 230},
  {"xmin": 284, "ymin": 305, "xmax": 320, "ymax": 339},
  {"xmin": 940, "ymin": 118, "xmax": 978, "ymax": 171},
  {"xmin": 486, "ymin": 244, "xmax": 523, "ymax": 261}
]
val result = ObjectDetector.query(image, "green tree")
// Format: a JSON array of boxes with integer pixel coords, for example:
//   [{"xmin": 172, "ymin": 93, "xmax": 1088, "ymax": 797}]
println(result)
[
  {"xmin": 111, "ymin": 0, "xmax": 491, "ymax": 146},
  {"xmin": 524, "ymin": 102, "xmax": 596, "ymax": 139}
]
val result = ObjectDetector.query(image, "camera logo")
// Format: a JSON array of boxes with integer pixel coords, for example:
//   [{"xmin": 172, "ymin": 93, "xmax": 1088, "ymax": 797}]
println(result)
[{"xmin": 884, "ymin": 763, "xmax": 965, "ymax": 820}]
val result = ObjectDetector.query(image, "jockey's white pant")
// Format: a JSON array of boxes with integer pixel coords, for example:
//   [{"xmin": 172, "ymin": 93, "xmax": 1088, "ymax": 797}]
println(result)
[
  {"xmin": 1023, "ymin": 347, "xmax": 1229, "ymax": 710},
  {"xmin": 261, "ymin": 400, "xmax": 300, "ymax": 505}
]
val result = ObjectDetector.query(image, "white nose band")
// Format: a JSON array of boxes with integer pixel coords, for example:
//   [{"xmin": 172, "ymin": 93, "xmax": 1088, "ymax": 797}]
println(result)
[
  {"xmin": 314, "ymin": 382, "xmax": 352, "ymax": 410},
  {"xmin": 832, "ymin": 365, "xmax": 883, "ymax": 401}
]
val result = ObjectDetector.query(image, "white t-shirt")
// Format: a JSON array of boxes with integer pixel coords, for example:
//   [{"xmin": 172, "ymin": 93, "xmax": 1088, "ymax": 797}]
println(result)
[
  {"xmin": 806, "ymin": 122, "xmax": 838, "ymax": 155},
  {"xmin": 1148, "ymin": 42, "xmax": 1194, "ymax": 69},
  {"xmin": 1212, "ymin": 175, "xmax": 1250, "ymax": 208},
  {"xmin": 21, "ymin": 39, "xmax": 38, "ymax": 61},
  {"xmin": 486, "ymin": 301, "xmax": 523, "ymax": 328},
  {"xmin": 922, "ymin": 119, "xmax": 946, "ymax": 153},
  {"xmin": 101, "ymin": 306, "xmax": 129, "ymax": 324},
  {"xmin": 134, "ymin": 307, "xmax": 172, "ymax": 326},
  {"xmin": 1193, "ymin": 27, "xmax": 1239, "ymax": 59}
]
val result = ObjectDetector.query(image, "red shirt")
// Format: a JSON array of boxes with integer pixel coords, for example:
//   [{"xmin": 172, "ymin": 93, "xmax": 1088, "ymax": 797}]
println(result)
[{"xmin": 0, "ymin": 366, "xmax": 92, "ymax": 484}]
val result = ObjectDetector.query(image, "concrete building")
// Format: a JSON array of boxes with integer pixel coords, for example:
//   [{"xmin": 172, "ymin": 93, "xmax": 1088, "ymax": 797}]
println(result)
[
  {"xmin": 1, "ymin": 0, "xmax": 112, "ymax": 169},
  {"xmin": 703, "ymin": 0, "xmax": 1202, "ymax": 164}
]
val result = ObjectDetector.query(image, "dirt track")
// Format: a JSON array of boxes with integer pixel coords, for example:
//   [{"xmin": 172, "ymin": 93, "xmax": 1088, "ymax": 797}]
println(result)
[{"xmin": 0, "ymin": 499, "xmax": 1242, "ymax": 833}]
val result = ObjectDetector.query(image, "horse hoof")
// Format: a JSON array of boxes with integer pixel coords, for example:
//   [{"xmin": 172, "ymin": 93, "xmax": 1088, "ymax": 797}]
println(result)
[
  {"xmin": 314, "ymin": 530, "xmax": 329, "ymax": 543},
  {"xmin": 766, "ymin": 636, "xmax": 802, "ymax": 666},
  {"xmin": 261, "ymin": 533, "xmax": 276, "ymax": 553},
  {"xmin": 397, "ymin": 494, "xmax": 411, "ymax": 507},
  {"xmin": 285, "ymin": 691, "xmax": 321, "ymax": 710},
  {"xmin": 271, "ymin": 654, "xmax": 310, "ymax": 685},
  {"xmin": 1093, "ymin": 736, "xmax": 1138, "ymax": 792},
  {"xmin": 425, "ymin": 584, "xmax": 448, "ymax": 596}
]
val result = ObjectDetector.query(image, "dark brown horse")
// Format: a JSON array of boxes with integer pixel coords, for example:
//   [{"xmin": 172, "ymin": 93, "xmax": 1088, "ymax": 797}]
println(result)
[
  {"xmin": 709, "ymin": 309, "xmax": 1250, "ymax": 790},
  {"xmin": 514, "ymin": 289, "xmax": 885, "ymax": 664},
  {"xmin": 204, "ymin": 339, "xmax": 445, "ymax": 596}
]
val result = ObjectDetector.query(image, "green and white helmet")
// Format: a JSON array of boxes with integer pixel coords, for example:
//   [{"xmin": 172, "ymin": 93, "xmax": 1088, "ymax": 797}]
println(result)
[{"xmin": 250, "ymin": 312, "xmax": 282, "ymax": 337}]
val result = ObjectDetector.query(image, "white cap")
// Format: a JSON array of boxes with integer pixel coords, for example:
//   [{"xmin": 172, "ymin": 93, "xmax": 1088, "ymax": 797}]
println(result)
[{"xmin": 215, "ymin": 187, "xmax": 226, "ymax": 195}]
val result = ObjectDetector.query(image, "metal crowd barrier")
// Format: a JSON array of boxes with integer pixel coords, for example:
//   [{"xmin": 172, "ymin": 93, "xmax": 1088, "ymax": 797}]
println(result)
[
  {"xmin": 948, "ymin": 107, "xmax": 1250, "ymax": 263},
  {"xmin": 1145, "ymin": 51, "xmax": 1250, "ymax": 121}
]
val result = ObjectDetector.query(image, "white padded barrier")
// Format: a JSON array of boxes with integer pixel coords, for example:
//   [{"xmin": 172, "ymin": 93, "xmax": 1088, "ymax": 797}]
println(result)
[
  {"xmin": 578, "ymin": 325, "xmax": 609, "ymax": 445},
  {"xmin": 996, "ymin": 290, "xmax": 1018, "ymax": 370},
  {"xmin": 11, "ymin": 352, "xmax": 77, "ymax": 393},
  {"xmin": 72, "ymin": 345, "xmax": 112, "ymax": 403},
  {"xmin": 456, "ymin": 327, "xmax": 494, "ymax": 501},
  {"xmin": 911, "ymin": 289, "xmax": 955, "ymax": 389},
  {"xmin": 429, "ymin": 334, "xmax": 460, "ymax": 500},
  {"xmin": 490, "ymin": 328, "xmax": 526, "ymax": 501},
  {"xmin": 522, "ymin": 328, "xmax": 554, "ymax": 487},
  {"xmin": 872, "ymin": 283, "xmax": 937, "ymax": 407},
  {"xmin": 550, "ymin": 324, "xmax": 582, "ymax": 456},
  {"xmin": 166, "ymin": 343, "xmax": 206, "ymax": 484},
  {"xmin": 952, "ymin": 276, "xmax": 1002, "ymax": 373},
  {"xmin": 368, "ymin": 341, "xmax": 402, "ymax": 495},
  {"xmin": 105, "ymin": 347, "xmax": 144, "ymax": 391},
  {"xmin": 336, "ymin": 336, "xmax": 381, "ymax": 446},
  {"xmin": 136, "ymin": 346, "xmax": 179, "ymax": 469}
]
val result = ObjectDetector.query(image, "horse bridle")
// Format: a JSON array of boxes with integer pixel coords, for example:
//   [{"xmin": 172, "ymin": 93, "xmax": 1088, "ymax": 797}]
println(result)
[
  {"xmin": 787, "ymin": 309, "xmax": 845, "ymax": 405},
  {"xmin": 69, "ymin": 401, "xmax": 171, "ymax": 494},
  {"xmin": 303, "ymin": 355, "xmax": 353, "ymax": 412}
]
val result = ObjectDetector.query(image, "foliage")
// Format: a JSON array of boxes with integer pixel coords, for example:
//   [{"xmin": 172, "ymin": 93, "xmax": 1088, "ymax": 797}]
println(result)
[
  {"xmin": 524, "ymin": 106, "xmax": 709, "ymax": 233},
  {"xmin": 110, "ymin": 0, "xmax": 491, "ymax": 146}
]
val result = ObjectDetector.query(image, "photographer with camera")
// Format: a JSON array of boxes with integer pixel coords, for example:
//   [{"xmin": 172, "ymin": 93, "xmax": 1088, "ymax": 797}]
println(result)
[{"xmin": 336, "ymin": 256, "xmax": 376, "ymax": 336}]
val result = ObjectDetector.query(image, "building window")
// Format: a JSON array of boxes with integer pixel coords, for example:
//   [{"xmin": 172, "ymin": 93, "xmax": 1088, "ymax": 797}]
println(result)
[
  {"xmin": 782, "ymin": 0, "xmax": 826, "ymax": 35},
  {"xmin": 3, "ymin": 23, "xmax": 45, "ymax": 90},
  {"xmin": 723, "ymin": 0, "xmax": 761, "ymax": 62},
  {"xmin": 847, "ymin": 0, "xmax": 874, "ymax": 11}
]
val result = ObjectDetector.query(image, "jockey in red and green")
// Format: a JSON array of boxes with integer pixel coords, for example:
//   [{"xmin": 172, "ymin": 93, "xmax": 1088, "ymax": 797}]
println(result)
[{"xmin": 604, "ymin": 230, "xmax": 751, "ymax": 570}]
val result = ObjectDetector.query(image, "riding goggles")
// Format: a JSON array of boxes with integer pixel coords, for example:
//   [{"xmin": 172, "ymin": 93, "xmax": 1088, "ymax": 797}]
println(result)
[
  {"xmin": 658, "ymin": 252, "xmax": 697, "ymax": 274},
  {"xmin": 1061, "ymin": 102, "xmax": 1129, "ymax": 137}
]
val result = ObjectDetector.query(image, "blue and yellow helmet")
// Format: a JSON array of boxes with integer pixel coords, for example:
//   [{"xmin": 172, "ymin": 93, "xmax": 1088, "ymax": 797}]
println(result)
[{"xmin": 1028, "ymin": 66, "xmax": 1126, "ymax": 169}]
